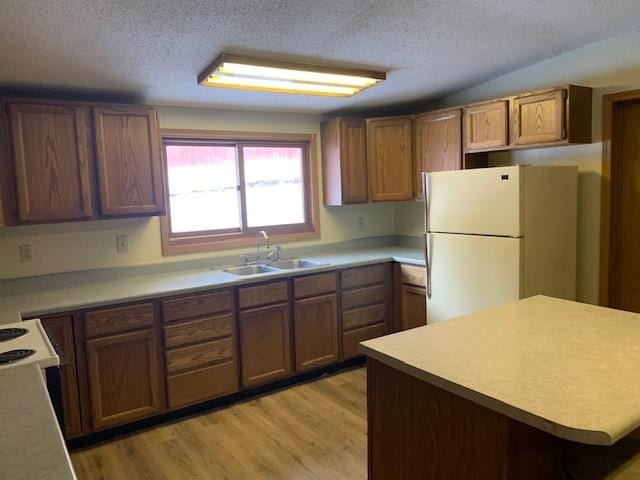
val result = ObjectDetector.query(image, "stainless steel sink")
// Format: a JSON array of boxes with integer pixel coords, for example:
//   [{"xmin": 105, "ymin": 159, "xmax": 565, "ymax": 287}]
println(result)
[
  {"xmin": 270, "ymin": 259, "xmax": 329, "ymax": 270},
  {"xmin": 223, "ymin": 264, "xmax": 279, "ymax": 275}
]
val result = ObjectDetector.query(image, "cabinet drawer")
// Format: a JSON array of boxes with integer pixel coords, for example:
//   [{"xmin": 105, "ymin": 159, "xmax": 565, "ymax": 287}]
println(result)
[
  {"xmin": 400, "ymin": 264, "xmax": 426, "ymax": 288},
  {"xmin": 342, "ymin": 322, "xmax": 390, "ymax": 359},
  {"xmin": 294, "ymin": 272, "xmax": 337, "ymax": 299},
  {"xmin": 163, "ymin": 313, "xmax": 233, "ymax": 349},
  {"xmin": 85, "ymin": 303, "xmax": 155, "ymax": 338},
  {"xmin": 341, "ymin": 264, "xmax": 388, "ymax": 289},
  {"xmin": 238, "ymin": 281, "xmax": 289, "ymax": 310},
  {"xmin": 165, "ymin": 337, "xmax": 234, "ymax": 375},
  {"xmin": 162, "ymin": 289, "xmax": 232, "ymax": 323},
  {"xmin": 166, "ymin": 361, "xmax": 237, "ymax": 409},
  {"xmin": 341, "ymin": 284, "xmax": 389, "ymax": 310},
  {"xmin": 342, "ymin": 303, "xmax": 389, "ymax": 331}
]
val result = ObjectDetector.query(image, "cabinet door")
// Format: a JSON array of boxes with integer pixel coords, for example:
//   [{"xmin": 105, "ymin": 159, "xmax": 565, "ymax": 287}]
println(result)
[
  {"xmin": 7, "ymin": 102, "xmax": 93, "ymax": 222},
  {"xmin": 401, "ymin": 285, "xmax": 427, "ymax": 330},
  {"xmin": 340, "ymin": 119, "xmax": 368, "ymax": 203},
  {"xmin": 321, "ymin": 118, "xmax": 368, "ymax": 205},
  {"xmin": 366, "ymin": 117, "xmax": 414, "ymax": 201},
  {"xmin": 414, "ymin": 109, "xmax": 462, "ymax": 199},
  {"xmin": 86, "ymin": 328, "xmax": 164, "ymax": 429},
  {"xmin": 294, "ymin": 294, "xmax": 339, "ymax": 371},
  {"xmin": 239, "ymin": 303, "xmax": 291, "ymax": 387},
  {"xmin": 42, "ymin": 315, "xmax": 83, "ymax": 437},
  {"xmin": 93, "ymin": 105, "xmax": 165, "ymax": 216},
  {"xmin": 512, "ymin": 89, "xmax": 566, "ymax": 145},
  {"xmin": 464, "ymin": 101, "xmax": 509, "ymax": 151}
]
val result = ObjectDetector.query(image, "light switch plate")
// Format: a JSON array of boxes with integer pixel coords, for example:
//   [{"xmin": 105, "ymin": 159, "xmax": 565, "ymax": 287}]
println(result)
[{"xmin": 116, "ymin": 235, "xmax": 129, "ymax": 254}]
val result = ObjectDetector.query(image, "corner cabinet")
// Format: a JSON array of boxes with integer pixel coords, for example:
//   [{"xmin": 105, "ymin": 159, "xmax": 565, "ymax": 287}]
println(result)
[
  {"xmin": 0, "ymin": 98, "xmax": 165, "ymax": 225},
  {"xmin": 93, "ymin": 105, "xmax": 165, "ymax": 216},
  {"xmin": 366, "ymin": 116, "xmax": 414, "ymax": 201},
  {"xmin": 393, "ymin": 263, "xmax": 427, "ymax": 331},
  {"xmin": 414, "ymin": 108, "xmax": 462, "ymax": 199},
  {"xmin": 6, "ymin": 102, "xmax": 94, "ymax": 222},
  {"xmin": 321, "ymin": 117, "xmax": 368, "ymax": 205}
]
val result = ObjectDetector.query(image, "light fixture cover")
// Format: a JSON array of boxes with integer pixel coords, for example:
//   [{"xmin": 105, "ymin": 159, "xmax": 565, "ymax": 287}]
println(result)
[{"xmin": 198, "ymin": 54, "xmax": 386, "ymax": 97}]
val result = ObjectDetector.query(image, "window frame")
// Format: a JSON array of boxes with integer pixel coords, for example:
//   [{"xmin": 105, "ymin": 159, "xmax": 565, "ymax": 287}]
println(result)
[{"xmin": 159, "ymin": 129, "xmax": 320, "ymax": 256}]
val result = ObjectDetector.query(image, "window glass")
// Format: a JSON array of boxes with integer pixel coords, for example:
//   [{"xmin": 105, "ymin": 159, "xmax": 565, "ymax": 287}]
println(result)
[
  {"xmin": 165, "ymin": 145, "xmax": 240, "ymax": 233},
  {"xmin": 242, "ymin": 146, "xmax": 306, "ymax": 227}
]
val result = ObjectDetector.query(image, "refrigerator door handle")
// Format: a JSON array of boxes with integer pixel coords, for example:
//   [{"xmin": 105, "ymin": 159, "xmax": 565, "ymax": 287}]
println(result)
[
  {"xmin": 424, "ymin": 232, "xmax": 432, "ymax": 299},
  {"xmin": 421, "ymin": 172, "xmax": 432, "ymax": 299},
  {"xmin": 421, "ymin": 172, "xmax": 430, "ymax": 232}
]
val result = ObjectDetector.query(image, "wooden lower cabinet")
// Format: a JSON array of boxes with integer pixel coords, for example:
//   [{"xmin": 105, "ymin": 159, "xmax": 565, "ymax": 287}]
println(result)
[
  {"xmin": 160, "ymin": 289, "xmax": 238, "ymax": 409},
  {"xmin": 239, "ymin": 303, "xmax": 292, "ymax": 387},
  {"xmin": 85, "ymin": 327, "xmax": 164, "ymax": 430},
  {"xmin": 394, "ymin": 263, "xmax": 428, "ymax": 330},
  {"xmin": 340, "ymin": 264, "xmax": 393, "ymax": 359},
  {"xmin": 41, "ymin": 315, "xmax": 83, "ymax": 437},
  {"xmin": 44, "ymin": 264, "xmax": 405, "ymax": 438},
  {"xmin": 401, "ymin": 285, "xmax": 427, "ymax": 329},
  {"xmin": 166, "ymin": 362, "xmax": 237, "ymax": 409},
  {"xmin": 294, "ymin": 293, "xmax": 339, "ymax": 371}
]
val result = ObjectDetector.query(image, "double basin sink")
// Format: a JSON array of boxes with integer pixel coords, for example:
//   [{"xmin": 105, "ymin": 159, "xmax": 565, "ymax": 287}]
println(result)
[{"xmin": 223, "ymin": 259, "xmax": 328, "ymax": 276}]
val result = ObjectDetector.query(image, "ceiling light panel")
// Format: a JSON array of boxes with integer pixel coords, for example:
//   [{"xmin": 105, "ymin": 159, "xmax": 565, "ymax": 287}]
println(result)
[{"xmin": 198, "ymin": 54, "xmax": 386, "ymax": 97}]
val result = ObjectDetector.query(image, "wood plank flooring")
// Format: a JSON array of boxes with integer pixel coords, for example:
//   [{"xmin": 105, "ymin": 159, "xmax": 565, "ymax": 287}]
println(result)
[{"xmin": 71, "ymin": 367, "xmax": 366, "ymax": 480}]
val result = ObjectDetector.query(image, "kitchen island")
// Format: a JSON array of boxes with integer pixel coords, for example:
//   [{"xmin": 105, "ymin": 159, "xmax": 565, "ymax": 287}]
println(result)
[{"xmin": 359, "ymin": 295, "xmax": 640, "ymax": 479}]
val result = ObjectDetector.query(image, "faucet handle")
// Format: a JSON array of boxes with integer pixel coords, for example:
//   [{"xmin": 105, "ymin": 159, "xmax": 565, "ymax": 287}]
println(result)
[
  {"xmin": 239, "ymin": 254, "xmax": 249, "ymax": 265},
  {"xmin": 267, "ymin": 245, "xmax": 282, "ymax": 262}
]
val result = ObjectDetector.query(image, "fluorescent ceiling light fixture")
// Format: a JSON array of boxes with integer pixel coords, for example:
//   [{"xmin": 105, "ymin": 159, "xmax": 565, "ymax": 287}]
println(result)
[{"xmin": 198, "ymin": 54, "xmax": 386, "ymax": 97}]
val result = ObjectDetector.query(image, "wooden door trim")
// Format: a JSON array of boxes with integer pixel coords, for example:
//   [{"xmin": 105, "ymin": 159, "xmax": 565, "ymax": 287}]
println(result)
[{"xmin": 600, "ymin": 89, "xmax": 640, "ymax": 306}]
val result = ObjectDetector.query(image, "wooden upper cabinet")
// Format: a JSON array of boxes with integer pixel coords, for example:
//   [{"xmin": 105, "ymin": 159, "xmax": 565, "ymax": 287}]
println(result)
[
  {"xmin": 366, "ymin": 116, "xmax": 414, "ymax": 201},
  {"xmin": 414, "ymin": 109, "xmax": 462, "ymax": 199},
  {"xmin": 464, "ymin": 100, "xmax": 509, "ymax": 152},
  {"xmin": 93, "ymin": 105, "xmax": 165, "ymax": 216},
  {"xmin": 321, "ymin": 117, "xmax": 368, "ymax": 205},
  {"xmin": 7, "ymin": 102, "xmax": 93, "ymax": 222},
  {"xmin": 512, "ymin": 89, "xmax": 566, "ymax": 145}
]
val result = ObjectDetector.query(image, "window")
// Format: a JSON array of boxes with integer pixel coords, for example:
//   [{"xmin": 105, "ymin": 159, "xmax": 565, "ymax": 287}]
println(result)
[{"xmin": 160, "ymin": 130, "xmax": 319, "ymax": 255}]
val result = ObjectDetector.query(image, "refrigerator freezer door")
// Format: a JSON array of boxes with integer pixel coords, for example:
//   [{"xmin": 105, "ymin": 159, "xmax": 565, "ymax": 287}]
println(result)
[
  {"xmin": 426, "ymin": 233, "xmax": 522, "ymax": 323},
  {"xmin": 428, "ymin": 166, "xmax": 522, "ymax": 236}
]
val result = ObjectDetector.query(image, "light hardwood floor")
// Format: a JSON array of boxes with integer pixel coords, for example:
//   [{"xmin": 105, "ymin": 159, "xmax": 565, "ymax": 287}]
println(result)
[{"xmin": 71, "ymin": 367, "xmax": 366, "ymax": 480}]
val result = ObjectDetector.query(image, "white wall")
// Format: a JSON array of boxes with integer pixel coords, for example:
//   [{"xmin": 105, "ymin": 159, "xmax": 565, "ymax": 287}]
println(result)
[
  {"xmin": 0, "ymin": 106, "xmax": 395, "ymax": 279},
  {"xmin": 396, "ymin": 31, "xmax": 640, "ymax": 304}
]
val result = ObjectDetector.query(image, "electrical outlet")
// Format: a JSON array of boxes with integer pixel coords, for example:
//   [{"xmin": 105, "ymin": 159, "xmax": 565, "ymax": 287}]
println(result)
[
  {"xmin": 357, "ymin": 216, "xmax": 365, "ymax": 229},
  {"xmin": 116, "ymin": 235, "xmax": 129, "ymax": 254},
  {"xmin": 19, "ymin": 244, "xmax": 32, "ymax": 263}
]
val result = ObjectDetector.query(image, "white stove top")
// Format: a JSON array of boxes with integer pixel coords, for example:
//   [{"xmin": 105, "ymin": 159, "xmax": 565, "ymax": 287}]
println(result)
[{"xmin": 0, "ymin": 319, "xmax": 59, "ymax": 370}]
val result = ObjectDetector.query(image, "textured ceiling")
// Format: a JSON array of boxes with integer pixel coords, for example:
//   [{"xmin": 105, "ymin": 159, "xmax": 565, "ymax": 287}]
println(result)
[{"xmin": 1, "ymin": 0, "xmax": 640, "ymax": 114}]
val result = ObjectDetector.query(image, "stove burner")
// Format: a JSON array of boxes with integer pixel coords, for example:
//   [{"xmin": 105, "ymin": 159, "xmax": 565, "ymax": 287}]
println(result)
[
  {"xmin": 0, "ymin": 349, "xmax": 36, "ymax": 364},
  {"xmin": 0, "ymin": 327, "xmax": 28, "ymax": 342}
]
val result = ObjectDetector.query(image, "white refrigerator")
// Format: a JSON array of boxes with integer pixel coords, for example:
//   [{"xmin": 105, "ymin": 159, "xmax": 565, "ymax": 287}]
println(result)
[{"xmin": 421, "ymin": 165, "xmax": 577, "ymax": 323}]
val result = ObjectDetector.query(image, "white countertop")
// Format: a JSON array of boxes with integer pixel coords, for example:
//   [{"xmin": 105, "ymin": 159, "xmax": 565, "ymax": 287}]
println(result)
[
  {"xmin": 0, "ymin": 363, "xmax": 76, "ymax": 480},
  {"xmin": 359, "ymin": 295, "xmax": 640, "ymax": 446},
  {"xmin": 0, "ymin": 246, "xmax": 423, "ymax": 324}
]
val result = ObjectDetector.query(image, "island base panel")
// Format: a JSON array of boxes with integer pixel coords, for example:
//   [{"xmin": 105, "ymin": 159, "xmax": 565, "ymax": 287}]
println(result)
[{"xmin": 366, "ymin": 358, "xmax": 564, "ymax": 479}]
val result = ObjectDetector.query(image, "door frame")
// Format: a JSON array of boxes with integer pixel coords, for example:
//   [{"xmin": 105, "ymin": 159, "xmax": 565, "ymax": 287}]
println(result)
[{"xmin": 600, "ymin": 89, "xmax": 640, "ymax": 306}]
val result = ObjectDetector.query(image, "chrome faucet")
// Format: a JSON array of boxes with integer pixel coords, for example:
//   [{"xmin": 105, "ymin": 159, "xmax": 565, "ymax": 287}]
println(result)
[{"xmin": 256, "ymin": 230, "xmax": 269, "ymax": 261}]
